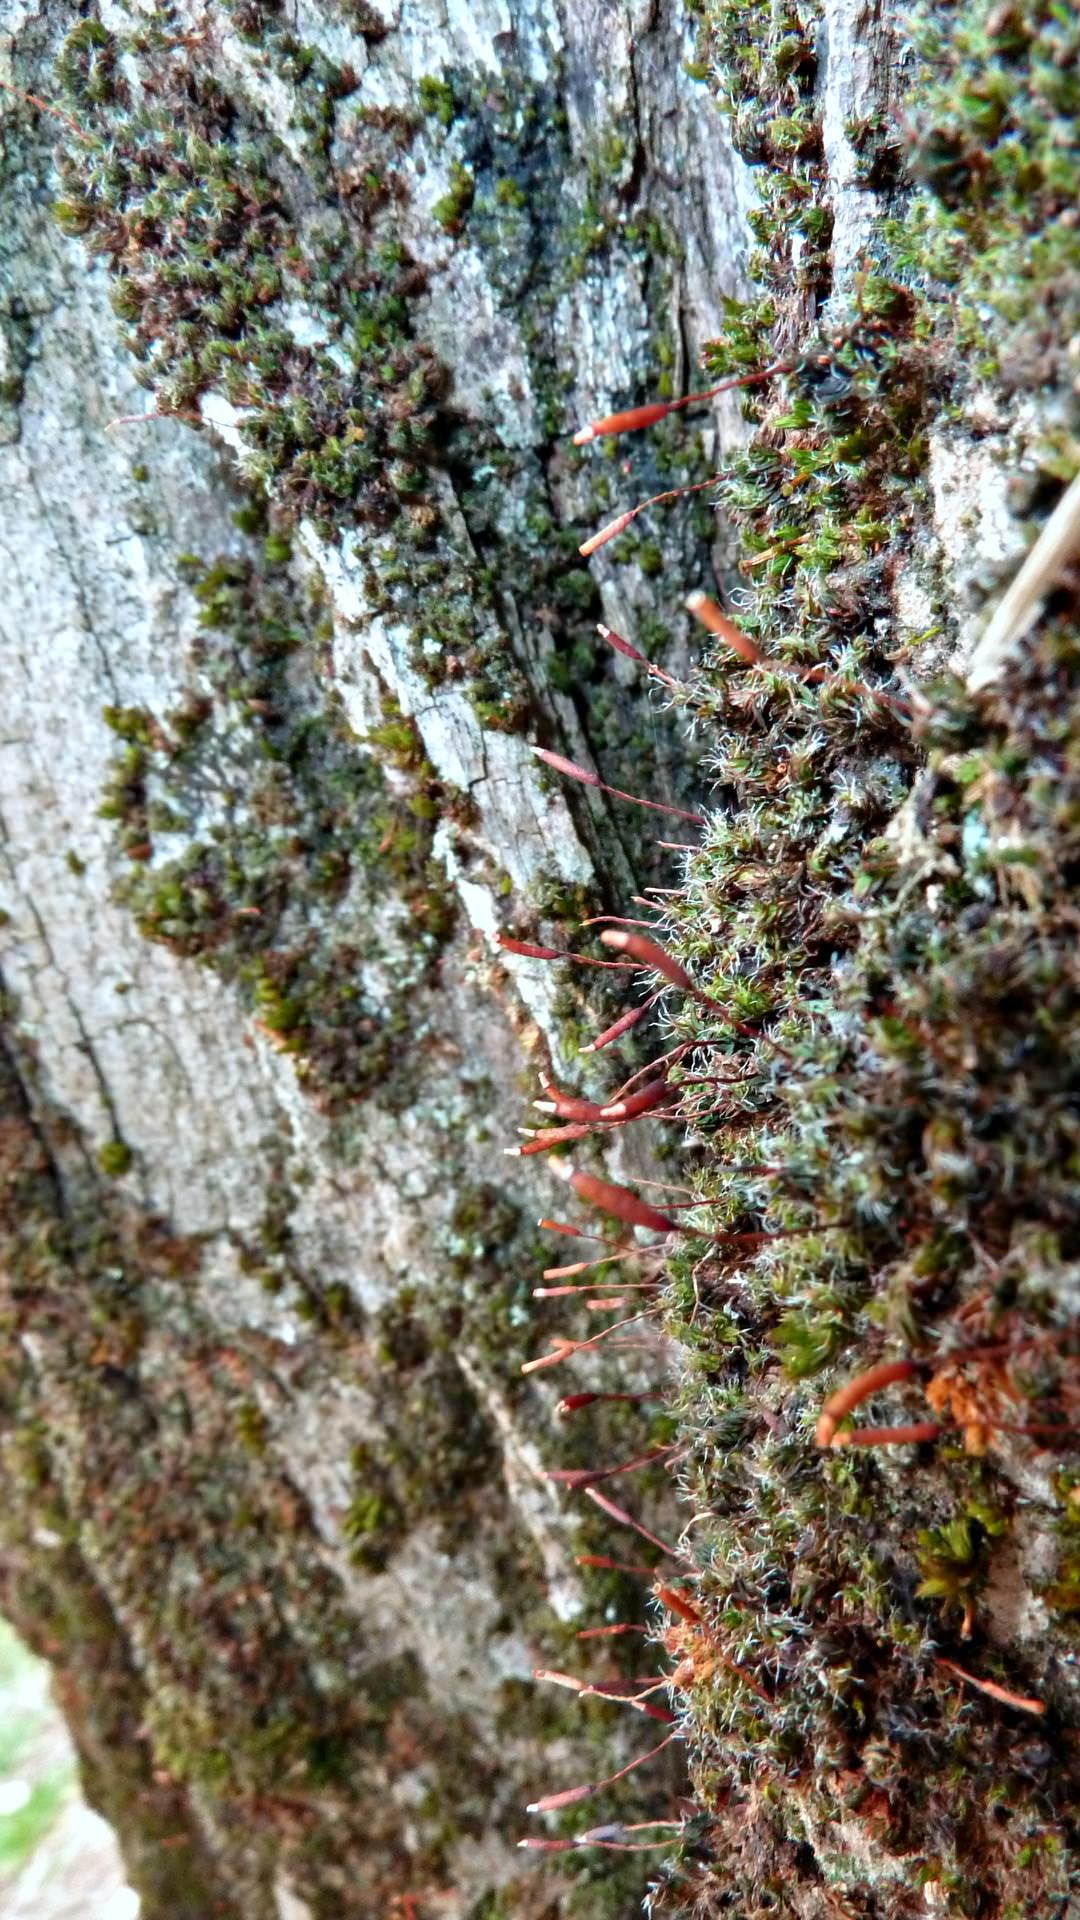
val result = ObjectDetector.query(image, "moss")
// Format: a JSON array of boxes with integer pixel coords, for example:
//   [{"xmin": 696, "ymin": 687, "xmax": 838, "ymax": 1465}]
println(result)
[
  {"xmin": 99, "ymin": 544, "xmax": 458, "ymax": 1116},
  {"xmin": 96, "ymin": 1139, "xmax": 133, "ymax": 1178},
  {"xmin": 586, "ymin": 3, "xmax": 1080, "ymax": 1913},
  {"xmin": 234, "ymin": 1400, "xmax": 268, "ymax": 1455},
  {"xmin": 432, "ymin": 161, "xmax": 474, "ymax": 233},
  {"xmin": 341, "ymin": 1461, "xmax": 404, "ymax": 1572},
  {"xmin": 50, "ymin": 3, "xmax": 1080, "ymax": 1907},
  {"xmin": 916, "ymin": 1505, "xmax": 1008, "ymax": 1632},
  {"xmin": 890, "ymin": 3, "xmax": 1080, "ymax": 373},
  {"xmin": 0, "ymin": 999, "xmax": 601, "ymax": 1908},
  {"xmin": 417, "ymin": 74, "xmax": 455, "ymax": 127}
]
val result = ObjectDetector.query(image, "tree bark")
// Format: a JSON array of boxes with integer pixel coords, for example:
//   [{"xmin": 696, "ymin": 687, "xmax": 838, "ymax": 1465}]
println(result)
[
  {"xmin": 0, "ymin": 4, "xmax": 752, "ymax": 1914},
  {"xmin": 3, "ymin": 3, "xmax": 1073, "ymax": 1918}
]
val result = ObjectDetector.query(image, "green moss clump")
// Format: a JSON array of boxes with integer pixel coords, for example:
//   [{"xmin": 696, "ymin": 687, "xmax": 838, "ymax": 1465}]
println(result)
[
  {"xmin": 99, "ymin": 545, "xmax": 457, "ymax": 1115},
  {"xmin": 432, "ymin": 161, "xmax": 475, "ymax": 233},
  {"xmin": 417, "ymin": 74, "xmax": 455, "ymax": 127},
  {"xmin": 655, "ymin": 616, "xmax": 1080, "ymax": 1917},
  {"xmin": 621, "ymin": 4, "xmax": 1080, "ymax": 1914},
  {"xmin": 234, "ymin": 1400, "xmax": 268, "ymax": 1455},
  {"xmin": 53, "ymin": 22, "xmax": 441, "ymax": 523},
  {"xmin": 892, "ymin": 2, "xmax": 1080, "ymax": 371},
  {"xmin": 97, "ymin": 1139, "xmax": 133, "ymax": 1178}
]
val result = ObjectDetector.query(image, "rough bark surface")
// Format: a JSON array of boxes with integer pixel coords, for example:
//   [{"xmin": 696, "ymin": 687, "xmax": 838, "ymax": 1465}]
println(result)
[
  {"xmin": 6, "ymin": 2, "xmax": 1069, "ymax": 1917},
  {"xmin": 0, "ymin": 4, "xmax": 753, "ymax": 1916}
]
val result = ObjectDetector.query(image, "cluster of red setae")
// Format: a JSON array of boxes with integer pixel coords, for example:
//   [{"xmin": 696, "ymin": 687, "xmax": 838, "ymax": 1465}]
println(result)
[
  {"xmin": 498, "ymin": 854, "xmax": 800, "ymax": 1846},
  {"xmin": 501, "ymin": 922, "xmax": 1060, "ymax": 1846},
  {"xmin": 497, "ymin": 912, "xmax": 771, "ymax": 1849},
  {"xmin": 501, "ymin": 914, "xmax": 1059, "ymax": 1846},
  {"xmin": 503, "ymin": 366, "xmax": 1068, "ymax": 1851},
  {"xmin": 504, "ymin": 367, "xmax": 875, "ymax": 1857}
]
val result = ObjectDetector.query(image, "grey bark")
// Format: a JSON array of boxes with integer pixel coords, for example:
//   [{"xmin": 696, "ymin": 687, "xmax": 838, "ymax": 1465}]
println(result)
[
  {"xmin": 0, "ymin": 4, "xmax": 753, "ymax": 1915},
  {"xmin": 2, "ymin": 1, "xmax": 1029, "ymax": 1915}
]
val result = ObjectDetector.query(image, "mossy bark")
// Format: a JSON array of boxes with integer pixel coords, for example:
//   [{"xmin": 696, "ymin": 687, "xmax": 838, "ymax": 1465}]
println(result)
[
  {"xmin": 2, "ymin": 1, "xmax": 1077, "ymax": 1917},
  {"xmin": 641, "ymin": 4, "xmax": 1080, "ymax": 1916},
  {"xmin": 0, "ymin": 2, "xmax": 748, "ymax": 1915}
]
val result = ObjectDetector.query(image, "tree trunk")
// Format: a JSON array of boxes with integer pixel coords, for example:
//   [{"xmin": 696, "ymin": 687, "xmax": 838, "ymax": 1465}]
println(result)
[
  {"xmin": 1, "ymin": 2, "xmax": 1076, "ymax": 1918},
  {"xmin": 0, "ymin": 4, "xmax": 751, "ymax": 1915}
]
